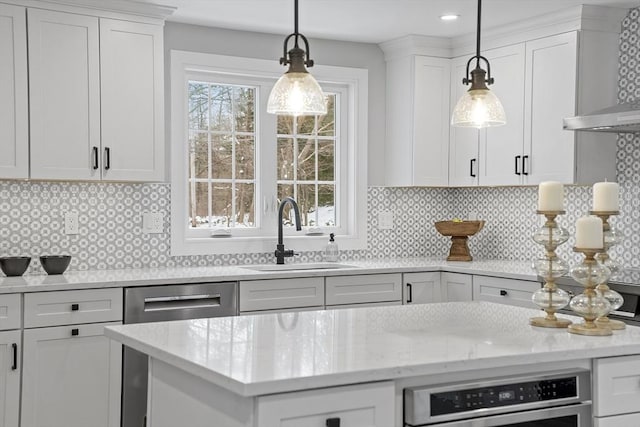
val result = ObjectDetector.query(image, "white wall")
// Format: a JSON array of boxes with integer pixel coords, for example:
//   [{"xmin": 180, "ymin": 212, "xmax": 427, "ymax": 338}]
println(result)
[{"xmin": 163, "ymin": 22, "xmax": 387, "ymax": 185}]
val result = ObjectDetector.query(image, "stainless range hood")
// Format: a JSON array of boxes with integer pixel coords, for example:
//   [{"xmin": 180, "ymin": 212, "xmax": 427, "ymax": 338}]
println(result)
[{"xmin": 563, "ymin": 101, "xmax": 640, "ymax": 133}]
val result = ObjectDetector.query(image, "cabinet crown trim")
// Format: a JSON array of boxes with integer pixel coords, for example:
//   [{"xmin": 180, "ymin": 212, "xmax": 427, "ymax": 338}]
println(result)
[{"xmin": 8, "ymin": 0, "xmax": 175, "ymax": 21}]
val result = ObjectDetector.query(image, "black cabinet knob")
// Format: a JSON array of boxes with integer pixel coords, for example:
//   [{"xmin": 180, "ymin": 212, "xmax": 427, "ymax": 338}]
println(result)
[
  {"xmin": 326, "ymin": 418, "xmax": 340, "ymax": 427},
  {"xmin": 71, "ymin": 303, "xmax": 79, "ymax": 311},
  {"xmin": 500, "ymin": 289, "xmax": 508, "ymax": 296},
  {"xmin": 71, "ymin": 328, "xmax": 79, "ymax": 336}
]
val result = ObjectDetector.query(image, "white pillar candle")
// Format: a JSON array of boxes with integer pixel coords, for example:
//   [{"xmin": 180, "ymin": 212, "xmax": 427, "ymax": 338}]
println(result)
[
  {"xmin": 593, "ymin": 182, "xmax": 619, "ymax": 211},
  {"xmin": 537, "ymin": 181, "xmax": 564, "ymax": 211},
  {"xmin": 575, "ymin": 216, "xmax": 603, "ymax": 249}
]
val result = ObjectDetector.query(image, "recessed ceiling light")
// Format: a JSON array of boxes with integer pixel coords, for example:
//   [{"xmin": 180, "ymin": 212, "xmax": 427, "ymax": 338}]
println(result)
[{"xmin": 440, "ymin": 14, "xmax": 460, "ymax": 21}]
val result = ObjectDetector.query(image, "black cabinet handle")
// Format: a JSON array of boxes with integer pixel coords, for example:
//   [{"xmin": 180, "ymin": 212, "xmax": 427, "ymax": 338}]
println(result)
[
  {"xmin": 522, "ymin": 155, "xmax": 529, "ymax": 176},
  {"xmin": 71, "ymin": 328, "xmax": 79, "ymax": 336},
  {"xmin": 500, "ymin": 289, "xmax": 508, "ymax": 296},
  {"xmin": 326, "ymin": 418, "xmax": 340, "ymax": 427},
  {"xmin": 104, "ymin": 147, "xmax": 111, "ymax": 170},
  {"xmin": 515, "ymin": 155, "xmax": 521, "ymax": 175},
  {"xmin": 71, "ymin": 303, "xmax": 79, "ymax": 311},
  {"xmin": 470, "ymin": 158, "xmax": 476, "ymax": 178},
  {"xmin": 92, "ymin": 146, "xmax": 99, "ymax": 170},
  {"xmin": 11, "ymin": 343, "xmax": 17, "ymax": 370},
  {"xmin": 407, "ymin": 283, "xmax": 413, "ymax": 303}
]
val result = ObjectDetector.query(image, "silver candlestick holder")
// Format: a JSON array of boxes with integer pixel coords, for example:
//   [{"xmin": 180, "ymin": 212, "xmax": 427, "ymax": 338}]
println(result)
[
  {"xmin": 590, "ymin": 210, "xmax": 625, "ymax": 331},
  {"xmin": 530, "ymin": 211, "xmax": 572, "ymax": 328}
]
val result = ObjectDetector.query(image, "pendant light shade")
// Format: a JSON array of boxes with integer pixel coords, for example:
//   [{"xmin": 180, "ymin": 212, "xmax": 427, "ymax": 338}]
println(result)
[
  {"xmin": 267, "ymin": 0, "xmax": 327, "ymax": 116},
  {"xmin": 451, "ymin": 0, "xmax": 506, "ymax": 129}
]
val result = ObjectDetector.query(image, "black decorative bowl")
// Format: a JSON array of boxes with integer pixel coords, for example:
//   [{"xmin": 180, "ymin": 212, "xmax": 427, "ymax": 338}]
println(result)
[
  {"xmin": 0, "ymin": 256, "xmax": 31, "ymax": 276},
  {"xmin": 40, "ymin": 255, "xmax": 71, "ymax": 275}
]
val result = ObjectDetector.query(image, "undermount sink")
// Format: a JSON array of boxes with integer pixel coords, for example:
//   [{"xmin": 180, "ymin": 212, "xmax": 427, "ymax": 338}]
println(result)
[{"xmin": 242, "ymin": 263, "xmax": 358, "ymax": 272}]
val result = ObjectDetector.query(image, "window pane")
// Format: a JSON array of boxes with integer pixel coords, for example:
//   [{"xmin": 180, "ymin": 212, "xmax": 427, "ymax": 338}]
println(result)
[
  {"xmin": 212, "ymin": 135, "xmax": 233, "ymax": 179},
  {"xmin": 297, "ymin": 184, "xmax": 316, "ymax": 227},
  {"xmin": 277, "ymin": 115, "xmax": 294, "ymax": 135},
  {"xmin": 188, "ymin": 82, "xmax": 209, "ymax": 130},
  {"xmin": 318, "ymin": 184, "xmax": 336, "ymax": 227},
  {"xmin": 210, "ymin": 85, "xmax": 233, "ymax": 132},
  {"xmin": 188, "ymin": 182, "xmax": 209, "ymax": 228},
  {"xmin": 234, "ymin": 87, "xmax": 255, "ymax": 132},
  {"xmin": 189, "ymin": 131, "xmax": 209, "ymax": 179},
  {"xmin": 318, "ymin": 95, "xmax": 335, "ymax": 136},
  {"xmin": 277, "ymin": 184, "xmax": 295, "ymax": 228},
  {"xmin": 236, "ymin": 136, "xmax": 254, "ymax": 180},
  {"xmin": 296, "ymin": 115, "xmax": 316, "ymax": 135},
  {"xmin": 211, "ymin": 183, "xmax": 232, "ymax": 227},
  {"xmin": 317, "ymin": 140, "xmax": 335, "ymax": 181},
  {"xmin": 297, "ymin": 138, "xmax": 316, "ymax": 181},
  {"xmin": 235, "ymin": 183, "xmax": 254, "ymax": 227},
  {"xmin": 278, "ymin": 138, "xmax": 294, "ymax": 180}
]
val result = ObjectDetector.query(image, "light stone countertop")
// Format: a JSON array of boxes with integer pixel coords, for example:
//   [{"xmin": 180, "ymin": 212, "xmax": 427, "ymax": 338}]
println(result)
[
  {"xmin": 0, "ymin": 258, "xmax": 538, "ymax": 294},
  {"xmin": 104, "ymin": 301, "xmax": 640, "ymax": 397}
]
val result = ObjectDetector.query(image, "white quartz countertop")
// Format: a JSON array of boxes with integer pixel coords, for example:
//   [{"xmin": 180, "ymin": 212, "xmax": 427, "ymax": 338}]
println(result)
[
  {"xmin": 105, "ymin": 302, "xmax": 640, "ymax": 397},
  {"xmin": 0, "ymin": 258, "xmax": 537, "ymax": 293}
]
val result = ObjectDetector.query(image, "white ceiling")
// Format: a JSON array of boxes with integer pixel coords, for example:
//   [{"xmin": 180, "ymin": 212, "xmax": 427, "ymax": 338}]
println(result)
[{"xmin": 148, "ymin": 0, "xmax": 640, "ymax": 43}]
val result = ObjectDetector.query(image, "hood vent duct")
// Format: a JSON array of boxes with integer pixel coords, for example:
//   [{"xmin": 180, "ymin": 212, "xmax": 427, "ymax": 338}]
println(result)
[{"xmin": 563, "ymin": 101, "xmax": 640, "ymax": 133}]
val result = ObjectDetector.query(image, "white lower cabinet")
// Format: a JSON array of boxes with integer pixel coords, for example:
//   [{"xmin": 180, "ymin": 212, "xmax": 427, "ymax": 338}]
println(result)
[
  {"xmin": 326, "ymin": 274, "xmax": 402, "ymax": 306},
  {"xmin": 256, "ymin": 381, "xmax": 395, "ymax": 427},
  {"xmin": 594, "ymin": 355, "xmax": 640, "ymax": 418},
  {"xmin": 0, "ymin": 330, "xmax": 20, "ymax": 427},
  {"xmin": 403, "ymin": 272, "xmax": 441, "ymax": 304},
  {"xmin": 239, "ymin": 278, "xmax": 324, "ymax": 313},
  {"xmin": 473, "ymin": 276, "xmax": 541, "ymax": 308},
  {"xmin": 440, "ymin": 272, "xmax": 472, "ymax": 302}
]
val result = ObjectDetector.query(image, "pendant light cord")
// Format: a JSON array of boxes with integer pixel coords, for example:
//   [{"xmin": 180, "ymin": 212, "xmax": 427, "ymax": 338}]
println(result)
[
  {"xmin": 294, "ymin": 0, "xmax": 300, "ymax": 48},
  {"xmin": 475, "ymin": 0, "xmax": 481, "ymax": 68}
]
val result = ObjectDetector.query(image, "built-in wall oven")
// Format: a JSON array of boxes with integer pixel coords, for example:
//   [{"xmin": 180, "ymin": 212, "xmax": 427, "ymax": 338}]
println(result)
[{"xmin": 404, "ymin": 370, "xmax": 591, "ymax": 427}]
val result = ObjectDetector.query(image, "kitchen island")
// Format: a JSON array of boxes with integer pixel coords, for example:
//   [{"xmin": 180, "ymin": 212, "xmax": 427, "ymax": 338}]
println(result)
[{"xmin": 105, "ymin": 302, "xmax": 640, "ymax": 427}]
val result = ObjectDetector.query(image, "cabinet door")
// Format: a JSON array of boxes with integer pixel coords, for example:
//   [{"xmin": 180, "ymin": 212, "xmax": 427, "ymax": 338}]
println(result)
[
  {"xmin": 404, "ymin": 272, "xmax": 441, "ymax": 304},
  {"xmin": 325, "ymin": 273, "xmax": 402, "ymax": 305},
  {"xmin": 28, "ymin": 9, "xmax": 101, "ymax": 180},
  {"xmin": 594, "ymin": 355, "xmax": 640, "ymax": 417},
  {"xmin": 0, "ymin": 330, "xmax": 20, "ymax": 427},
  {"xmin": 257, "ymin": 381, "xmax": 394, "ymax": 427},
  {"xmin": 524, "ymin": 32, "xmax": 578, "ymax": 185},
  {"xmin": 480, "ymin": 44, "xmax": 526, "ymax": 186},
  {"xmin": 100, "ymin": 19, "xmax": 164, "ymax": 181},
  {"xmin": 449, "ymin": 55, "xmax": 480, "ymax": 187},
  {"xmin": 0, "ymin": 4, "xmax": 28, "ymax": 179},
  {"xmin": 239, "ymin": 278, "xmax": 324, "ymax": 312},
  {"xmin": 594, "ymin": 414, "xmax": 640, "ymax": 427},
  {"xmin": 21, "ymin": 322, "xmax": 122, "ymax": 427},
  {"xmin": 473, "ymin": 275, "xmax": 540, "ymax": 308},
  {"xmin": 440, "ymin": 272, "xmax": 472, "ymax": 302}
]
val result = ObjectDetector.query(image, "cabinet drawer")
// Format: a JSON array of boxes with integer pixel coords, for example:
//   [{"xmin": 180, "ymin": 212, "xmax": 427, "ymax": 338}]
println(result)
[
  {"xmin": 0, "ymin": 293, "xmax": 21, "ymax": 330},
  {"xmin": 326, "ymin": 273, "xmax": 402, "ymax": 305},
  {"xmin": 473, "ymin": 276, "xmax": 540, "ymax": 308},
  {"xmin": 239, "ymin": 278, "xmax": 324, "ymax": 312},
  {"xmin": 257, "ymin": 381, "xmax": 394, "ymax": 426},
  {"xmin": 24, "ymin": 288, "xmax": 122, "ymax": 328},
  {"xmin": 595, "ymin": 413, "xmax": 640, "ymax": 427},
  {"xmin": 594, "ymin": 355, "xmax": 640, "ymax": 417}
]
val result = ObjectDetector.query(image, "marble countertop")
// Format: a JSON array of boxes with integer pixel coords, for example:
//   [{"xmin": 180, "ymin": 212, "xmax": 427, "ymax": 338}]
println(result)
[
  {"xmin": 105, "ymin": 302, "xmax": 640, "ymax": 397},
  {"xmin": 0, "ymin": 258, "xmax": 538, "ymax": 294}
]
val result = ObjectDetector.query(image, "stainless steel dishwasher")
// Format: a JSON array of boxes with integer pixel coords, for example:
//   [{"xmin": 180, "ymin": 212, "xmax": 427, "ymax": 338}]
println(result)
[{"xmin": 121, "ymin": 282, "xmax": 237, "ymax": 427}]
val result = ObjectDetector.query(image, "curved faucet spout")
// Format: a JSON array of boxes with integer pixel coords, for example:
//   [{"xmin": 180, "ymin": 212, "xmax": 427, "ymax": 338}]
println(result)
[{"xmin": 276, "ymin": 197, "xmax": 302, "ymax": 264}]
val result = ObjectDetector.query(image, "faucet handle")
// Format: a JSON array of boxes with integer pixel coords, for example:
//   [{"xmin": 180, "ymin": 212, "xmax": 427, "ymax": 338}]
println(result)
[{"xmin": 293, "ymin": 252, "xmax": 301, "ymax": 257}]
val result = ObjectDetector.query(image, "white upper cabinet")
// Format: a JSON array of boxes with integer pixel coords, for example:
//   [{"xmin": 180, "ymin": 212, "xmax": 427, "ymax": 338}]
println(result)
[
  {"xmin": 100, "ymin": 19, "xmax": 164, "ymax": 181},
  {"xmin": 28, "ymin": 9, "xmax": 101, "ymax": 181},
  {"xmin": 383, "ymin": 44, "xmax": 450, "ymax": 186},
  {"xmin": 0, "ymin": 4, "xmax": 28, "ymax": 179}
]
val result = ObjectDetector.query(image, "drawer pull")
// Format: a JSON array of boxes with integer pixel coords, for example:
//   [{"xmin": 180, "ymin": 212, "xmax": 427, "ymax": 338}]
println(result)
[
  {"xmin": 144, "ymin": 294, "xmax": 221, "ymax": 312},
  {"xmin": 11, "ymin": 343, "xmax": 17, "ymax": 370},
  {"xmin": 326, "ymin": 418, "xmax": 340, "ymax": 427},
  {"xmin": 71, "ymin": 328, "xmax": 79, "ymax": 336},
  {"xmin": 407, "ymin": 282, "xmax": 413, "ymax": 303},
  {"xmin": 71, "ymin": 303, "xmax": 79, "ymax": 311},
  {"xmin": 500, "ymin": 289, "xmax": 508, "ymax": 296}
]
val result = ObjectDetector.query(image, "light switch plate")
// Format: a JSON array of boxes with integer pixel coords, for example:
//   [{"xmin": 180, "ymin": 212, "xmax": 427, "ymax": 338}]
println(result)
[
  {"xmin": 142, "ymin": 212, "xmax": 163, "ymax": 234},
  {"xmin": 378, "ymin": 211, "xmax": 394, "ymax": 230}
]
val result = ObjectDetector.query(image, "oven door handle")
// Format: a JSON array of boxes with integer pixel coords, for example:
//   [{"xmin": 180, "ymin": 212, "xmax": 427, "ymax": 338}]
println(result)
[{"xmin": 143, "ymin": 294, "xmax": 222, "ymax": 311}]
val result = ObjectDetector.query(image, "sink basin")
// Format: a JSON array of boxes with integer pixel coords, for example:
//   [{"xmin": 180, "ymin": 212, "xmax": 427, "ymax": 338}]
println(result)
[{"xmin": 242, "ymin": 263, "xmax": 358, "ymax": 272}]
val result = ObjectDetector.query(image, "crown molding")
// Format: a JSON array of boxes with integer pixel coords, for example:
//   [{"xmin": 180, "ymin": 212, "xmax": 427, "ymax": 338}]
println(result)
[{"xmin": 379, "ymin": 35, "xmax": 452, "ymax": 61}]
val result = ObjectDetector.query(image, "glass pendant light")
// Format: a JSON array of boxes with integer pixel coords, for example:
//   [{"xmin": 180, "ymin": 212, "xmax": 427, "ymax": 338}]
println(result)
[
  {"xmin": 267, "ymin": 0, "xmax": 327, "ymax": 116},
  {"xmin": 451, "ymin": 0, "xmax": 506, "ymax": 128}
]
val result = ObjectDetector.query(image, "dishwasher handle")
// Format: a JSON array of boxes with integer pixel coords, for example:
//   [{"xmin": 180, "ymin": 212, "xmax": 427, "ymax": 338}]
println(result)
[{"xmin": 144, "ymin": 294, "xmax": 221, "ymax": 312}]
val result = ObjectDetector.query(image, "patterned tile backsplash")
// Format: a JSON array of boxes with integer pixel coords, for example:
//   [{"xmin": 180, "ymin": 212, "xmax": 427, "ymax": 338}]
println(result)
[{"xmin": 2, "ymin": 8, "xmax": 640, "ymax": 273}]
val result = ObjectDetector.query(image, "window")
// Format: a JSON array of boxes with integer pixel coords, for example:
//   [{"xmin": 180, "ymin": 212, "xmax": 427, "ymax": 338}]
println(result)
[{"xmin": 170, "ymin": 51, "xmax": 367, "ymax": 255}]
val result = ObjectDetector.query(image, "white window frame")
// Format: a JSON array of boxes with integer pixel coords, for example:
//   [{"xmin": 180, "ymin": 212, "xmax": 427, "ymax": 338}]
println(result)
[{"xmin": 170, "ymin": 50, "xmax": 368, "ymax": 256}]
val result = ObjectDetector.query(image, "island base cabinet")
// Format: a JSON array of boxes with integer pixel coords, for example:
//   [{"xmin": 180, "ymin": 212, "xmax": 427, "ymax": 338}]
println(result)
[
  {"xmin": 20, "ymin": 322, "xmax": 122, "ymax": 427},
  {"xmin": 257, "ymin": 381, "xmax": 395, "ymax": 426},
  {"xmin": 594, "ymin": 413, "xmax": 640, "ymax": 427},
  {"xmin": 0, "ymin": 331, "xmax": 20, "ymax": 427}
]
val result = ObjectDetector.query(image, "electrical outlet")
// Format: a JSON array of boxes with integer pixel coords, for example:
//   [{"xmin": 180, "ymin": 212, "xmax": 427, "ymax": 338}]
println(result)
[
  {"xmin": 378, "ymin": 211, "xmax": 394, "ymax": 230},
  {"xmin": 142, "ymin": 212, "xmax": 164, "ymax": 234},
  {"xmin": 64, "ymin": 212, "xmax": 79, "ymax": 235}
]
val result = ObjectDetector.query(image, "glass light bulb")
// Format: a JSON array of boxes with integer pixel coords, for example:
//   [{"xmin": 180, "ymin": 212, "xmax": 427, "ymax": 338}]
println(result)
[
  {"xmin": 451, "ymin": 88, "xmax": 506, "ymax": 128},
  {"xmin": 267, "ymin": 72, "xmax": 327, "ymax": 116}
]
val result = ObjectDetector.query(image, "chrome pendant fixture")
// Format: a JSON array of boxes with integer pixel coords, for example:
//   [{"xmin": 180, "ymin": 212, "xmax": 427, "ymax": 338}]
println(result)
[
  {"xmin": 267, "ymin": 0, "xmax": 327, "ymax": 116},
  {"xmin": 451, "ymin": 0, "xmax": 506, "ymax": 128}
]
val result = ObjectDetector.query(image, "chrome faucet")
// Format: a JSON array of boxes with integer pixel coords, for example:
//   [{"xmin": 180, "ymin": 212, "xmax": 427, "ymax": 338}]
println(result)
[{"xmin": 275, "ymin": 197, "xmax": 302, "ymax": 264}]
